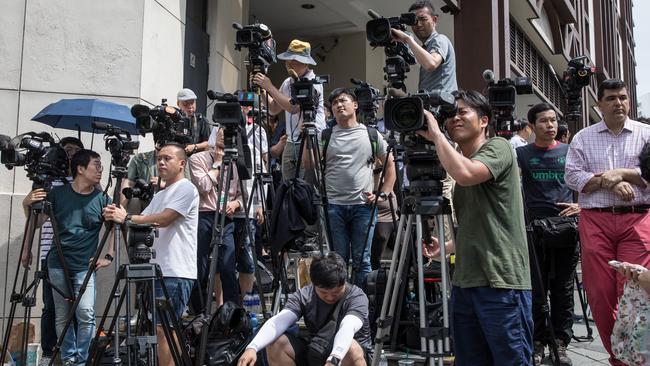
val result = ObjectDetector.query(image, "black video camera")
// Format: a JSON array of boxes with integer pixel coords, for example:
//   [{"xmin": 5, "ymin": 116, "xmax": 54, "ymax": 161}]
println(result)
[
  {"xmin": 366, "ymin": 12, "xmax": 416, "ymax": 47},
  {"xmin": 366, "ymin": 10, "xmax": 416, "ymax": 91},
  {"xmin": 127, "ymin": 223, "xmax": 156, "ymax": 264},
  {"xmin": 384, "ymin": 90, "xmax": 457, "ymax": 132},
  {"xmin": 290, "ymin": 75, "xmax": 329, "ymax": 115},
  {"xmin": 1, "ymin": 132, "xmax": 69, "ymax": 190},
  {"xmin": 562, "ymin": 56, "xmax": 595, "ymax": 121},
  {"xmin": 483, "ymin": 70, "xmax": 533, "ymax": 138},
  {"xmin": 233, "ymin": 22, "xmax": 277, "ymax": 75},
  {"xmin": 122, "ymin": 178, "xmax": 154, "ymax": 202},
  {"xmin": 92, "ymin": 122, "xmax": 139, "ymax": 168},
  {"xmin": 131, "ymin": 99, "xmax": 192, "ymax": 145}
]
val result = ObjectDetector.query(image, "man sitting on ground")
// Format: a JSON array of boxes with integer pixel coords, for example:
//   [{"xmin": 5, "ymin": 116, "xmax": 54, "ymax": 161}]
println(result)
[{"xmin": 237, "ymin": 252, "xmax": 371, "ymax": 366}]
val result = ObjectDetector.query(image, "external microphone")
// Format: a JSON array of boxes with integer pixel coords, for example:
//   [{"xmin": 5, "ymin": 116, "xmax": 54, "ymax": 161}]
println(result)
[
  {"xmin": 368, "ymin": 9, "xmax": 381, "ymax": 19},
  {"xmin": 0, "ymin": 134, "xmax": 12, "ymax": 150},
  {"xmin": 91, "ymin": 121, "xmax": 113, "ymax": 131},
  {"xmin": 207, "ymin": 90, "xmax": 220, "ymax": 100},
  {"xmin": 232, "ymin": 22, "xmax": 243, "ymax": 30},
  {"xmin": 482, "ymin": 69, "xmax": 495, "ymax": 83}
]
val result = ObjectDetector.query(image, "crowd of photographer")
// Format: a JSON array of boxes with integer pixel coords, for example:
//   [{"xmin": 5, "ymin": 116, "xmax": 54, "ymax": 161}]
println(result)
[{"xmin": 4, "ymin": 1, "xmax": 650, "ymax": 365}]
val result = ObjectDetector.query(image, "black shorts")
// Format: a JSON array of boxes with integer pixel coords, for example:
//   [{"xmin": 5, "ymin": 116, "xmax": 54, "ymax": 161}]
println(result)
[{"xmin": 285, "ymin": 332, "xmax": 371, "ymax": 366}]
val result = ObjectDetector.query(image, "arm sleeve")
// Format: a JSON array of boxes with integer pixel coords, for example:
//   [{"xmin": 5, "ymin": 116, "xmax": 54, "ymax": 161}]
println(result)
[
  {"xmin": 330, "ymin": 314, "xmax": 364, "ymax": 360},
  {"xmin": 315, "ymin": 83, "xmax": 326, "ymax": 133},
  {"xmin": 564, "ymin": 134, "xmax": 595, "ymax": 193},
  {"xmin": 189, "ymin": 155, "xmax": 218, "ymax": 195},
  {"xmin": 472, "ymin": 138, "xmax": 512, "ymax": 181},
  {"xmin": 430, "ymin": 34, "xmax": 449, "ymax": 61},
  {"xmin": 246, "ymin": 310, "xmax": 299, "ymax": 352}
]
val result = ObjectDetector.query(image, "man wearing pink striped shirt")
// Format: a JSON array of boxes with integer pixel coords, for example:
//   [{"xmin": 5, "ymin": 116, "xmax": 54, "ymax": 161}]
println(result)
[{"xmin": 565, "ymin": 79, "xmax": 650, "ymax": 366}]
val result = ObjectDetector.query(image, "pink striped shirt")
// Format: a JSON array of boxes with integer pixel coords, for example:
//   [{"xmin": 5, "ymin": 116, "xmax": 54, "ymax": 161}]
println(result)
[
  {"xmin": 188, "ymin": 150, "xmax": 241, "ymax": 212},
  {"xmin": 565, "ymin": 118, "xmax": 650, "ymax": 208}
]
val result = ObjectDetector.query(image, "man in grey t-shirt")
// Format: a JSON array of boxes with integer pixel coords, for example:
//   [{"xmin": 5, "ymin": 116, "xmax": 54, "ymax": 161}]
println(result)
[
  {"xmin": 317, "ymin": 88, "xmax": 396, "ymax": 287},
  {"xmin": 392, "ymin": 0, "xmax": 457, "ymax": 92}
]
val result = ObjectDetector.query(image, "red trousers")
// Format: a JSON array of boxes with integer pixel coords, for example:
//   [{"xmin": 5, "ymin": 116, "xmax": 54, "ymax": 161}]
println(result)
[{"xmin": 578, "ymin": 209, "xmax": 650, "ymax": 366}]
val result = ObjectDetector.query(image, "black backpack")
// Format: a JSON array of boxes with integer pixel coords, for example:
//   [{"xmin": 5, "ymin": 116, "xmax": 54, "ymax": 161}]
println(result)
[
  {"xmin": 320, "ymin": 125, "xmax": 380, "ymax": 171},
  {"xmin": 203, "ymin": 301, "xmax": 252, "ymax": 366}
]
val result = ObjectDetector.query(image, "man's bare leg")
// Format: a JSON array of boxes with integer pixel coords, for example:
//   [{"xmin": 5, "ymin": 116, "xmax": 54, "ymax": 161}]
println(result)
[
  {"xmin": 341, "ymin": 340, "xmax": 367, "ymax": 366},
  {"xmin": 267, "ymin": 334, "xmax": 296, "ymax": 366}
]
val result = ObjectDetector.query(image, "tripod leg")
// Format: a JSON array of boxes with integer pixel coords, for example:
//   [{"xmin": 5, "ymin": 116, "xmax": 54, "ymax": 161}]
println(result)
[
  {"xmin": 371, "ymin": 214, "xmax": 409, "ymax": 366},
  {"xmin": 437, "ymin": 214, "xmax": 451, "ymax": 355},
  {"xmin": 415, "ymin": 216, "xmax": 435, "ymax": 366}
]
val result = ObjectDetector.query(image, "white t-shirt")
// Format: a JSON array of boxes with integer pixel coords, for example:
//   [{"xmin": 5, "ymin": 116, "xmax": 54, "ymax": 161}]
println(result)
[{"xmin": 142, "ymin": 178, "xmax": 199, "ymax": 279}]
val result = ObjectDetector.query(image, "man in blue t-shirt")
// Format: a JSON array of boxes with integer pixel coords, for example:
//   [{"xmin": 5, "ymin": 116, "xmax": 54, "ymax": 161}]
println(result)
[
  {"xmin": 22, "ymin": 149, "xmax": 113, "ymax": 366},
  {"xmin": 516, "ymin": 103, "xmax": 580, "ymax": 366}
]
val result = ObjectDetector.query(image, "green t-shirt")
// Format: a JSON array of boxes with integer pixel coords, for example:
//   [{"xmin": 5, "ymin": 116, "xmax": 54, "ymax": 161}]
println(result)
[
  {"xmin": 46, "ymin": 184, "xmax": 111, "ymax": 272},
  {"xmin": 452, "ymin": 137, "xmax": 531, "ymax": 290},
  {"xmin": 127, "ymin": 150, "xmax": 192, "ymax": 182}
]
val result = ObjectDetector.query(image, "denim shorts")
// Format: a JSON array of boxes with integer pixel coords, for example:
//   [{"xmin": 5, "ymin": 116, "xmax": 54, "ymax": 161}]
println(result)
[{"xmin": 154, "ymin": 277, "xmax": 194, "ymax": 323}]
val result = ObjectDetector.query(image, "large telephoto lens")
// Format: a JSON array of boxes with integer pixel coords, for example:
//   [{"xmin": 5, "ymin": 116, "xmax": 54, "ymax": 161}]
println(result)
[{"xmin": 384, "ymin": 97, "xmax": 424, "ymax": 132}]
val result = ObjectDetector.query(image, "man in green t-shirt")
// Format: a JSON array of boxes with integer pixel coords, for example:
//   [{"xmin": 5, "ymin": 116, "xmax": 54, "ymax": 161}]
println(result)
[
  {"xmin": 418, "ymin": 90, "xmax": 533, "ymax": 365},
  {"xmin": 22, "ymin": 149, "xmax": 113, "ymax": 366}
]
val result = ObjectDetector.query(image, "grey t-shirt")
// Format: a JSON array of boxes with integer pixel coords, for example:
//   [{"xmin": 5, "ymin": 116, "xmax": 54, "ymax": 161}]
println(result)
[
  {"xmin": 324, "ymin": 124, "xmax": 388, "ymax": 205},
  {"xmin": 418, "ymin": 32, "xmax": 458, "ymax": 93},
  {"xmin": 284, "ymin": 284, "xmax": 372, "ymax": 351}
]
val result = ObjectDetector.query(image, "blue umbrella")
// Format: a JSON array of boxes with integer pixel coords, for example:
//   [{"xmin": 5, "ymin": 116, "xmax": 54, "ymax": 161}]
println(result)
[{"xmin": 32, "ymin": 98, "xmax": 138, "ymax": 135}]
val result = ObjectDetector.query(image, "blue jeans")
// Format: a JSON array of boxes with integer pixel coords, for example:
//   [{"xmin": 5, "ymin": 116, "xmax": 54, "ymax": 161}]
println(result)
[
  {"xmin": 155, "ymin": 277, "xmax": 194, "ymax": 322},
  {"xmin": 451, "ymin": 286, "xmax": 533, "ymax": 366},
  {"xmin": 41, "ymin": 260, "xmax": 57, "ymax": 356},
  {"xmin": 49, "ymin": 269, "xmax": 95, "ymax": 366},
  {"xmin": 190, "ymin": 212, "xmax": 238, "ymax": 311},
  {"xmin": 327, "ymin": 204, "xmax": 376, "ymax": 287}
]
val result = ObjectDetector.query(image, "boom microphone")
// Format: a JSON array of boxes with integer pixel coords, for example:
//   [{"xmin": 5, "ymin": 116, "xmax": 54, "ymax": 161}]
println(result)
[
  {"xmin": 0, "ymin": 134, "xmax": 12, "ymax": 150},
  {"xmin": 232, "ymin": 22, "xmax": 243, "ymax": 30}
]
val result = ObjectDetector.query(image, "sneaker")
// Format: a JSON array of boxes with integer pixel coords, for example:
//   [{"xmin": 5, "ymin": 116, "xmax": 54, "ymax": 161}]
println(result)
[
  {"xmin": 549, "ymin": 339, "xmax": 573, "ymax": 366},
  {"xmin": 533, "ymin": 341, "xmax": 545, "ymax": 365},
  {"xmin": 38, "ymin": 356, "xmax": 52, "ymax": 366}
]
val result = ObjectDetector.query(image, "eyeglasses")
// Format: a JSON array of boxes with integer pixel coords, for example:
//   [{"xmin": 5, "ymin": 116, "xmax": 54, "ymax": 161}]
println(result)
[{"xmin": 90, "ymin": 161, "xmax": 104, "ymax": 171}]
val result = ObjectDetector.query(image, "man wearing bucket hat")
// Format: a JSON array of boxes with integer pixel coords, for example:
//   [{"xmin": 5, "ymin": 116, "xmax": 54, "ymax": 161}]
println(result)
[{"xmin": 251, "ymin": 39, "xmax": 326, "ymax": 181}]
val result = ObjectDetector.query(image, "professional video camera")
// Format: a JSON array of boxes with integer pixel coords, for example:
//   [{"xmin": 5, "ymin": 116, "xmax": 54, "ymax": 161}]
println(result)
[
  {"xmin": 92, "ymin": 122, "xmax": 139, "ymax": 168},
  {"xmin": 290, "ymin": 75, "xmax": 329, "ymax": 116},
  {"xmin": 207, "ymin": 90, "xmax": 253, "ymax": 179},
  {"xmin": 131, "ymin": 99, "xmax": 192, "ymax": 145},
  {"xmin": 384, "ymin": 90, "xmax": 458, "ymax": 132},
  {"xmin": 482, "ymin": 70, "xmax": 533, "ymax": 138},
  {"xmin": 233, "ymin": 22, "xmax": 277, "ymax": 75},
  {"xmin": 122, "ymin": 178, "xmax": 154, "ymax": 202},
  {"xmin": 1, "ymin": 132, "xmax": 68, "ymax": 190},
  {"xmin": 351, "ymin": 78, "xmax": 382, "ymax": 125},
  {"xmin": 127, "ymin": 223, "xmax": 156, "ymax": 264},
  {"xmin": 366, "ymin": 10, "xmax": 417, "ymax": 91},
  {"xmin": 562, "ymin": 56, "xmax": 595, "ymax": 121}
]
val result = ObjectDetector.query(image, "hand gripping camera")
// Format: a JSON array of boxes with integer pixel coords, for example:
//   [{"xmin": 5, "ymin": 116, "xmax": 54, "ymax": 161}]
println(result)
[{"xmin": 131, "ymin": 99, "xmax": 192, "ymax": 146}]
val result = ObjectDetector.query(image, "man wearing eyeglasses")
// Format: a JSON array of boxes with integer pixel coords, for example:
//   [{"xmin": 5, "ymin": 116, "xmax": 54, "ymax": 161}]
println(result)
[{"xmin": 391, "ymin": 0, "xmax": 457, "ymax": 93}]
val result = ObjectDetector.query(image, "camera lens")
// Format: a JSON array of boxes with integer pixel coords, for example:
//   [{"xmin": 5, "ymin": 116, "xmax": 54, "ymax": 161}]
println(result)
[{"xmin": 391, "ymin": 99, "xmax": 421, "ymax": 130}]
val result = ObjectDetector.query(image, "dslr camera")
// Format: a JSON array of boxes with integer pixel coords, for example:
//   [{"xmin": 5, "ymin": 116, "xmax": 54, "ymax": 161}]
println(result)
[
  {"xmin": 131, "ymin": 99, "xmax": 192, "ymax": 145},
  {"xmin": 483, "ymin": 70, "xmax": 533, "ymax": 138},
  {"xmin": 122, "ymin": 178, "xmax": 154, "ymax": 202},
  {"xmin": 233, "ymin": 22, "xmax": 277, "ymax": 75},
  {"xmin": 1, "ymin": 132, "xmax": 69, "ymax": 191}
]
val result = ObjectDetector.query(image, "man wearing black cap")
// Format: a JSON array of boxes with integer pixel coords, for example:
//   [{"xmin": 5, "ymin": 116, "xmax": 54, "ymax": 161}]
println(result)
[{"xmin": 251, "ymin": 39, "xmax": 326, "ymax": 180}]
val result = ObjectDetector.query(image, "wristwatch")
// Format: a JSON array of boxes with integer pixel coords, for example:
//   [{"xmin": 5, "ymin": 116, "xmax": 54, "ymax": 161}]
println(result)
[
  {"xmin": 378, "ymin": 191, "xmax": 388, "ymax": 200},
  {"xmin": 326, "ymin": 355, "xmax": 341, "ymax": 366},
  {"xmin": 212, "ymin": 162, "xmax": 221, "ymax": 170},
  {"xmin": 104, "ymin": 253, "xmax": 114, "ymax": 262},
  {"xmin": 124, "ymin": 214, "xmax": 133, "ymax": 224}
]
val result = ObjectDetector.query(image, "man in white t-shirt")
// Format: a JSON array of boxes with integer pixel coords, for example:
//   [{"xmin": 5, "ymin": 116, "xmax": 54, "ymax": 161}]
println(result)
[{"xmin": 103, "ymin": 143, "xmax": 199, "ymax": 366}]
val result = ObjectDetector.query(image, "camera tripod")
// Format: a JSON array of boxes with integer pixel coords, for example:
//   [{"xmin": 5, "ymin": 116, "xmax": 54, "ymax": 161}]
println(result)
[
  {"xmin": 0, "ymin": 184, "xmax": 74, "ymax": 366},
  {"xmin": 87, "ymin": 259, "xmax": 193, "ymax": 366},
  {"xmin": 195, "ymin": 132, "xmax": 269, "ymax": 366},
  {"xmin": 371, "ymin": 195, "xmax": 453, "ymax": 366}
]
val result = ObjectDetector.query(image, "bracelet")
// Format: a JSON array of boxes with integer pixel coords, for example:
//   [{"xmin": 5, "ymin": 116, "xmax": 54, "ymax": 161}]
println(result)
[{"xmin": 104, "ymin": 253, "xmax": 114, "ymax": 262}]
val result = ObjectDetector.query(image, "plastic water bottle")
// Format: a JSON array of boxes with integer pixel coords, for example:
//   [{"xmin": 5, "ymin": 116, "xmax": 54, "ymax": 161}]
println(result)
[
  {"xmin": 378, "ymin": 349, "xmax": 388, "ymax": 366},
  {"xmin": 249, "ymin": 312, "xmax": 259, "ymax": 333},
  {"xmin": 243, "ymin": 292, "xmax": 254, "ymax": 314},
  {"xmin": 251, "ymin": 292, "xmax": 262, "ymax": 315}
]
